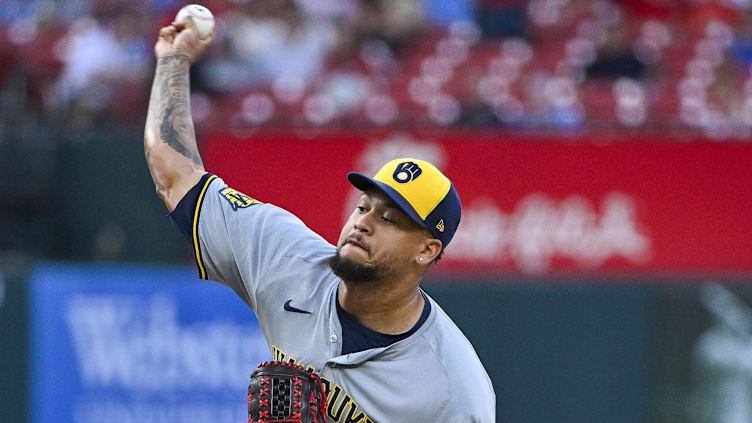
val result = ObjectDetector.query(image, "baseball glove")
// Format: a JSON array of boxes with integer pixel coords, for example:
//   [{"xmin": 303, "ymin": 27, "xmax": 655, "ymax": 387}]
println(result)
[{"xmin": 248, "ymin": 361, "xmax": 329, "ymax": 423}]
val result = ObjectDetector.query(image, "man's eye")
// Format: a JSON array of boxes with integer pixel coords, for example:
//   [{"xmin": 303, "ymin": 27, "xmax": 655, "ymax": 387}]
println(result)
[
  {"xmin": 356, "ymin": 206, "xmax": 366, "ymax": 213},
  {"xmin": 381, "ymin": 216, "xmax": 392, "ymax": 223}
]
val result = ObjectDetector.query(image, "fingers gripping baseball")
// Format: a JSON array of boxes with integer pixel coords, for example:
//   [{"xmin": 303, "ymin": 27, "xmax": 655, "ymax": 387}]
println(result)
[{"xmin": 154, "ymin": 16, "xmax": 214, "ymax": 63}]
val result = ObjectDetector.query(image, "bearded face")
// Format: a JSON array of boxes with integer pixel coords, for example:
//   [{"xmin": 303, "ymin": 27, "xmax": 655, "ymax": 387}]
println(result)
[{"xmin": 330, "ymin": 190, "xmax": 433, "ymax": 284}]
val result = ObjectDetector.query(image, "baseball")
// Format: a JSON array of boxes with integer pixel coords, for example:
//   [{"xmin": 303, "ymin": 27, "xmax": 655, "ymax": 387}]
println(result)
[{"xmin": 175, "ymin": 4, "xmax": 214, "ymax": 39}]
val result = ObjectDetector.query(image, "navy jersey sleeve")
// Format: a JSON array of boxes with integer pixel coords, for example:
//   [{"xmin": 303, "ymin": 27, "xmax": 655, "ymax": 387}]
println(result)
[{"xmin": 170, "ymin": 173, "xmax": 215, "ymax": 239}]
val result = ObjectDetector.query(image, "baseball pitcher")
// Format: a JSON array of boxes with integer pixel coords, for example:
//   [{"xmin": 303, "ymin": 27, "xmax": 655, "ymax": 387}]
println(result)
[{"xmin": 144, "ymin": 16, "xmax": 495, "ymax": 423}]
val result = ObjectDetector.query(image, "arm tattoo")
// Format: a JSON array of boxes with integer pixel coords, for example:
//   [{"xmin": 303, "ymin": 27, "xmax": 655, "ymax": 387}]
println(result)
[{"xmin": 150, "ymin": 54, "xmax": 203, "ymax": 167}]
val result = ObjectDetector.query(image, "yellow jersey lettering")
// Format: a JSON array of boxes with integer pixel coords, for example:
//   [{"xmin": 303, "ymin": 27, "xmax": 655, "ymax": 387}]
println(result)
[
  {"xmin": 327, "ymin": 385, "xmax": 344, "ymax": 420},
  {"xmin": 330, "ymin": 392, "xmax": 354, "ymax": 422},
  {"xmin": 219, "ymin": 187, "xmax": 260, "ymax": 210},
  {"xmin": 266, "ymin": 347, "xmax": 374, "ymax": 423},
  {"xmin": 320, "ymin": 376, "xmax": 332, "ymax": 393},
  {"xmin": 343, "ymin": 402, "xmax": 368, "ymax": 423}
]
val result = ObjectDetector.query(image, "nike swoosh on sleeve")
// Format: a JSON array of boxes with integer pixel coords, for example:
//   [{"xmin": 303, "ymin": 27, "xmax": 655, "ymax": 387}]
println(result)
[{"xmin": 283, "ymin": 299, "xmax": 312, "ymax": 314}]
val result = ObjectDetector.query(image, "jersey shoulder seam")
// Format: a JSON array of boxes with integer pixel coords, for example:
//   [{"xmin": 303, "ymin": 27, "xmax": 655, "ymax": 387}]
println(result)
[
  {"xmin": 416, "ymin": 332, "xmax": 453, "ymax": 419},
  {"xmin": 417, "ymin": 310, "xmax": 493, "ymax": 418}
]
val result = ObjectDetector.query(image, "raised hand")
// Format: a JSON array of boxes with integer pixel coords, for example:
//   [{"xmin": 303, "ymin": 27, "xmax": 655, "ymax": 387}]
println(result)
[{"xmin": 154, "ymin": 16, "xmax": 214, "ymax": 63}]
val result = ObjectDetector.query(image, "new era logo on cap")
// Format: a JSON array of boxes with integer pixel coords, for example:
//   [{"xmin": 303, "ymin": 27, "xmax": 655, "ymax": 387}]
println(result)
[{"xmin": 347, "ymin": 158, "xmax": 462, "ymax": 249}]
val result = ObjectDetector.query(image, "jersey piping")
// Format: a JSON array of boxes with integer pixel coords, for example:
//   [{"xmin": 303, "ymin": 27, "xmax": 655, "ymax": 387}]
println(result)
[{"xmin": 193, "ymin": 174, "xmax": 217, "ymax": 279}]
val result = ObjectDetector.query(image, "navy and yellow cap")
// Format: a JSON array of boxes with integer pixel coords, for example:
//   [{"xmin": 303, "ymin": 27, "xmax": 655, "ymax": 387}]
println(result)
[{"xmin": 347, "ymin": 158, "xmax": 461, "ymax": 249}]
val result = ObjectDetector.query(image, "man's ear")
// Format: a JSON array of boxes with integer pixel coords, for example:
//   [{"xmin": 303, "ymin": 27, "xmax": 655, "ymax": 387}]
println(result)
[{"xmin": 417, "ymin": 238, "xmax": 442, "ymax": 265}]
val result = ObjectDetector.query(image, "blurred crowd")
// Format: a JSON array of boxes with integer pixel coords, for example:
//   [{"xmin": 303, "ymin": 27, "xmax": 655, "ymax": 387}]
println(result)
[{"xmin": 1, "ymin": 0, "xmax": 752, "ymax": 137}]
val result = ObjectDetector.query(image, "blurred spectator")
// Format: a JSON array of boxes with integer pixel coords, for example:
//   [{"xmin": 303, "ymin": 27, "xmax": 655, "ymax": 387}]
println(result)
[
  {"xmin": 0, "ymin": 0, "xmax": 752, "ymax": 131},
  {"xmin": 201, "ymin": 0, "xmax": 338, "ymax": 92},
  {"xmin": 51, "ymin": 7, "xmax": 150, "ymax": 123},
  {"xmin": 586, "ymin": 22, "xmax": 646, "ymax": 79}
]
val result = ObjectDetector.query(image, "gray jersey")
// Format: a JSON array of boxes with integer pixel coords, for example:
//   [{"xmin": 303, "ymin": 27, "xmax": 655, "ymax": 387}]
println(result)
[{"xmin": 191, "ymin": 175, "xmax": 496, "ymax": 422}]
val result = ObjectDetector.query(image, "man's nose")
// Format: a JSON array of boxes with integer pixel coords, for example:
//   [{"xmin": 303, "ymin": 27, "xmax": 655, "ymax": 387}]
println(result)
[{"xmin": 353, "ymin": 211, "xmax": 373, "ymax": 233}]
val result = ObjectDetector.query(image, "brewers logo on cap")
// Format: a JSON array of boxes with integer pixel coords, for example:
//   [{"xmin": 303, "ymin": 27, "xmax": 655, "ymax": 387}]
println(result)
[
  {"xmin": 347, "ymin": 158, "xmax": 461, "ymax": 249},
  {"xmin": 393, "ymin": 161, "xmax": 422, "ymax": 183}
]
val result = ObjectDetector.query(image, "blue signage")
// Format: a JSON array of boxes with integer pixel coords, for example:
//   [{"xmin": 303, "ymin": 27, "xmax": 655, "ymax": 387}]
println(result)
[{"xmin": 29, "ymin": 263, "xmax": 270, "ymax": 423}]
